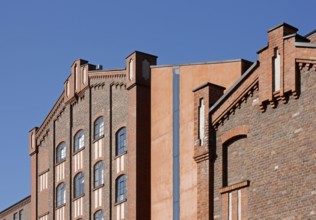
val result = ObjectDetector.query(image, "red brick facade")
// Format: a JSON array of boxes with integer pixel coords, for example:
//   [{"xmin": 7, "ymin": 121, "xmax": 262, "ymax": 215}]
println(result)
[
  {"xmin": 25, "ymin": 51, "xmax": 156, "ymax": 220},
  {"xmin": 194, "ymin": 23, "xmax": 316, "ymax": 219}
]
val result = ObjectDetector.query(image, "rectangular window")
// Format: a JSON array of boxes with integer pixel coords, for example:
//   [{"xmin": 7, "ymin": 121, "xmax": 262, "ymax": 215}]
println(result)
[
  {"xmin": 220, "ymin": 181, "xmax": 249, "ymax": 220},
  {"xmin": 19, "ymin": 210, "xmax": 23, "ymax": 220},
  {"xmin": 13, "ymin": 213, "xmax": 18, "ymax": 220}
]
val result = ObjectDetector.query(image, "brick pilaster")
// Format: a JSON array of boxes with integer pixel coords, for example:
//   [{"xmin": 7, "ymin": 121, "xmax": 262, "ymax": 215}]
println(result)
[{"xmin": 193, "ymin": 82, "xmax": 225, "ymax": 220}]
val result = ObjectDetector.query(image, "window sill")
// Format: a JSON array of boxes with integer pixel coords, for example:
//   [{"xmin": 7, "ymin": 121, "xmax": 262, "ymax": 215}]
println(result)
[
  {"xmin": 114, "ymin": 151, "xmax": 127, "ymax": 160},
  {"xmin": 55, "ymin": 159, "xmax": 66, "ymax": 166},
  {"xmin": 55, "ymin": 203, "xmax": 66, "ymax": 210},
  {"xmin": 73, "ymin": 147, "xmax": 85, "ymax": 156},
  {"xmin": 114, "ymin": 199, "xmax": 127, "ymax": 206},
  {"xmin": 93, "ymin": 184, "xmax": 104, "ymax": 191},
  {"xmin": 73, "ymin": 194, "xmax": 85, "ymax": 202},
  {"xmin": 38, "ymin": 168, "xmax": 50, "ymax": 176},
  {"xmin": 38, "ymin": 211, "xmax": 49, "ymax": 219},
  {"xmin": 220, "ymin": 180, "xmax": 250, "ymax": 194},
  {"xmin": 93, "ymin": 135, "xmax": 104, "ymax": 143}
]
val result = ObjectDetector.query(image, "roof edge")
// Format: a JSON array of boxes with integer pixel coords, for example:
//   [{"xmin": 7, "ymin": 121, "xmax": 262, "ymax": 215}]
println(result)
[
  {"xmin": 305, "ymin": 29, "xmax": 316, "ymax": 38},
  {"xmin": 267, "ymin": 22, "xmax": 298, "ymax": 33},
  {"xmin": 125, "ymin": 50, "xmax": 158, "ymax": 59},
  {"xmin": 151, "ymin": 58, "xmax": 252, "ymax": 69},
  {"xmin": 209, "ymin": 61, "xmax": 259, "ymax": 113},
  {"xmin": 192, "ymin": 82, "xmax": 226, "ymax": 93}
]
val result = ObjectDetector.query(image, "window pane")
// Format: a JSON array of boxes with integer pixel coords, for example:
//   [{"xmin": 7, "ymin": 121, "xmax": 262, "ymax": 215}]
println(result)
[
  {"xmin": 94, "ymin": 117, "xmax": 104, "ymax": 140},
  {"xmin": 74, "ymin": 130, "xmax": 84, "ymax": 152},
  {"xmin": 116, "ymin": 175, "xmax": 127, "ymax": 202},
  {"xmin": 94, "ymin": 210, "xmax": 104, "ymax": 220},
  {"xmin": 56, "ymin": 183, "xmax": 66, "ymax": 207},
  {"xmin": 13, "ymin": 213, "xmax": 18, "ymax": 220},
  {"xmin": 94, "ymin": 161, "xmax": 104, "ymax": 188},
  {"xmin": 116, "ymin": 128, "xmax": 127, "ymax": 155},
  {"xmin": 75, "ymin": 173, "xmax": 84, "ymax": 198},
  {"xmin": 56, "ymin": 142, "xmax": 66, "ymax": 163},
  {"xmin": 19, "ymin": 210, "xmax": 24, "ymax": 220}
]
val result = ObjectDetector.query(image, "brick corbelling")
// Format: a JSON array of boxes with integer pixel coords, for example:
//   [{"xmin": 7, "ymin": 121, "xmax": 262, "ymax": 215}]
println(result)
[
  {"xmin": 212, "ymin": 74, "xmax": 259, "ymax": 129},
  {"xmin": 297, "ymin": 59, "xmax": 316, "ymax": 70},
  {"xmin": 220, "ymin": 125, "xmax": 249, "ymax": 145},
  {"xmin": 36, "ymin": 94, "xmax": 65, "ymax": 140},
  {"xmin": 89, "ymin": 71, "xmax": 126, "ymax": 79}
]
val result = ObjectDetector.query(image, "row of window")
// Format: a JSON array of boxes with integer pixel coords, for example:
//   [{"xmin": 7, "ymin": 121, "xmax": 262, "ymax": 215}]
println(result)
[
  {"xmin": 56, "ymin": 174, "xmax": 127, "ymax": 207},
  {"xmin": 12, "ymin": 210, "xmax": 23, "ymax": 220},
  {"xmin": 56, "ymin": 119, "xmax": 127, "ymax": 164}
]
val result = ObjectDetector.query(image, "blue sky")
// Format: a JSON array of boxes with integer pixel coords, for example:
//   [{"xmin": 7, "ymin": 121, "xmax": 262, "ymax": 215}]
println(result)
[{"xmin": 0, "ymin": 0, "xmax": 315, "ymax": 210}]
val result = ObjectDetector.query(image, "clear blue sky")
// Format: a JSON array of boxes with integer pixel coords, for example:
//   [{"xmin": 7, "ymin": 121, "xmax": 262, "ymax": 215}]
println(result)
[{"xmin": 0, "ymin": 0, "xmax": 315, "ymax": 211}]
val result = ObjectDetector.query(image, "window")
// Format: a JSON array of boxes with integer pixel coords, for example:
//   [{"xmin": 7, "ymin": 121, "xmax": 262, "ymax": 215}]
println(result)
[
  {"xmin": 19, "ymin": 209, "xmax": 23, "ymax": 220},
  {"xmin": 56, "ymin": 142, "xmax": 66, "ymax": 163},
  {"xmin": 74, "ymin": 172, "xmax": 84, "ymax": 198},
  {"xmin": 13, "ymin": 213, "xmax": 18, "ymax": 220},
  {"xmin": 94, "ymin": 210, "xmax": 104, "ymax": 220},
  {"xmin": 94, "ymin": 117, "xmax": 104, "ymax": 140},
  {"xmin": 116, "ymin": 127, "xmax": 127, "ymax": 155},
  {"xmin": 116, "ymin": 175, "xmax": 127, "ymax": 202},
  {"xmin": 220, "ymin": 181, "xmax": 249, "ymax": 220},
  {"xmin": 94, "ymin": 161, "xmax": 104, "ymax": 188},
  {"xmin": 56, "ymin": 183, "xmax": 66, "ymax": 207},
  {"xmin": 74, "ymin": 130, "xmax": 84, "ymax": 152}
]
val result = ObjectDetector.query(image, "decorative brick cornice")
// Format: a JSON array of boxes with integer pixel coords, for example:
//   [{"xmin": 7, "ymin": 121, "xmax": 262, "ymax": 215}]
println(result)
[
  {"xmin": 36, "ymin": 94, "xmax": 64, "ymax": 140},
  {"xmin": 111, "ymin": 82, "xmax": 126, "ymax": 90},
  {"xmin": 38, "ymin": 128, "xmax": 50, "ymax": 146},
  {"xmin": 212, "ymin": 75, "xmax": 258, "ymax": 130},
  {"xmin": 89, "ymin": 70, "xmax": 126, "ymax": 79},
  {"xmin": 297, "ymin": 59, "xmax": 316, "ymax": 71}
]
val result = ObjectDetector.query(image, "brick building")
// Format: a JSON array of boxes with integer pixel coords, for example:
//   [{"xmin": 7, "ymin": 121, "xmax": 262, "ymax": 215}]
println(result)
[
  {"xmin": 0, "ymin": 196, "xmax": 30, "ymax": 220},
  {"xmin": 191, "ymin": 23, "xmax": 316, "ymax": 219},
  {"xmin": 150, "ymin": 23, "xmax": 316, "ymax": 220},
  {"xmin": 1, "ymin": 23, "xmax": 315, "ymax": 220}
]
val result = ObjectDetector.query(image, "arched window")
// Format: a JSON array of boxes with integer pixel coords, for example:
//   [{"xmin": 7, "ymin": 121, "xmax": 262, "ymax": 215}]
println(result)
[
  {"xmin": 56, "ymin": 183, "xmax": 66, "ymax": 207},
  {"xmin": 56, "ymin": 142, "xmax": 66, "ymax": 163},
  {"xmin": 74, "ymin": 130, "xmax": 84, "ymax": 152},
  {"xmin": 94, "ymin": 161, "xmax": 104, "ymax": 188},
  {"xmin": 74, "ymin": 172, "xmax": 84, "ymax": 198},
  {"xmin": 116, "ymin": 175, "xmax": 127, "ymax": 202},
  {"xmin": 116, "ymin": 127, "xmax": 127, "ymax": 155},
  {"xmin": 94, "ymin": 210, "xmax": 104, "ymax": 220},
  {"xmin": 94, "ymin": 117, "xmax": 104, "ymax": 140}
]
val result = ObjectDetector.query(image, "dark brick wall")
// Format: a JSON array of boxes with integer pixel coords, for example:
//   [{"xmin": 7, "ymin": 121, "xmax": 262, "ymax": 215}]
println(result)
[{"xmin": 212, "ymin": 65, "xmax": 316, "ymax": 219}]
